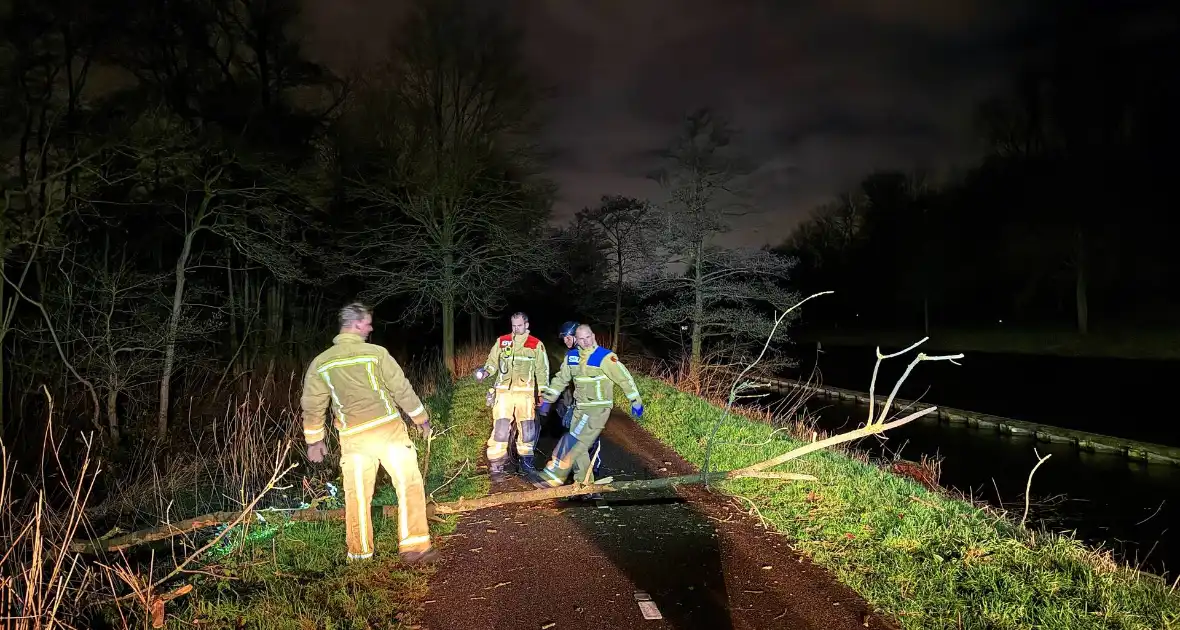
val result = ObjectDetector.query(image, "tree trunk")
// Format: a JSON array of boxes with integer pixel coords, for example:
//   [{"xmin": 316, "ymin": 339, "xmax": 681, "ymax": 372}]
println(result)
[
  {"xmin": 158, "ymin": 208, "xmax": 206, "ymax": 437},
  {"xmin": 442, "ymin": 295, "xmax": 455, "ymax": 374},
  {"xmin": 227, "ymin": 252, "xmax": 238, "ymax": 379},
  {"xmin": 690, "ymin": 239, "xmax": 704, "ymax": 381},
  {"xmin": 106, "ymin": 385, "xmax": 120, "ymax": 445},
  {"xmin": 442, "ymin": 220, "xmax": 456, "ymax": 373},
  {"xmin": 614, "ymin": 253, "xmax": 624, "ymax": 351},
  {"xmin": 1075, "ymin": 226, "xmax": 1088, "ymax": 335}
]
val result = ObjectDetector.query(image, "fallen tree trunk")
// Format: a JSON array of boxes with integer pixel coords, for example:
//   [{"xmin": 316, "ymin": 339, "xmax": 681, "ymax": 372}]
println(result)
[
  {"xmin": 70, "ymin": 335, "xmax": 961, "ymax": 556},
  {"xmin": 70, "ymin": 469, "xmax": 816, "ymax": 555}
]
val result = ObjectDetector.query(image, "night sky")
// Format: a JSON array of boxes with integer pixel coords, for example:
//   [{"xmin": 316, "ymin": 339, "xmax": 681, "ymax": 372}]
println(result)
[{"xmin": 300, "ymin": 0, "xmax": 1038, "ymax": 247}]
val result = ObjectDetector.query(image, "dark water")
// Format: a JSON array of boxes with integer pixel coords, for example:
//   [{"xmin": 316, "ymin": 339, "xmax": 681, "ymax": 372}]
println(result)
[
  {"xmin": 800, "ymin": 344, "xmax": 1180, "ymax": 446},
  {"xmin": 769, "ymin": 344, "xmax": 1180, "ymax": 577}
]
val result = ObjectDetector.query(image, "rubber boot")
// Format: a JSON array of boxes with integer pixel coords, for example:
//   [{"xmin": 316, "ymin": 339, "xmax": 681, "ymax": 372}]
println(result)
[
  {"xmin": 400, "ymin": 547, "xmax": 440, "ymax": 565},
  {"xmin": 489, "ymin": 458, "xmax": 509, "ymax": 483}
]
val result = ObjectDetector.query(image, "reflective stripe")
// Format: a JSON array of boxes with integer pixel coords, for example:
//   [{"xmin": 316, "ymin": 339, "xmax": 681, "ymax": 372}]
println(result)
[
  {"xmin": 365, "ymin": 362, "xmax": 395, "ymax": 416},
  {"xmin": 317, "ymin": 354, "xmax": 404, "ymax": 431},
  {"xmin": 347, "ymin": 551, "xmax": 373, "ymax": 561},
  {"xmin": 318, "ymin": 355, "xmax": 380, "ymax": 372},
  {"xmin": 304, "ymin": 427, "xmax": 325, "ymax": 439},
  {"xmin": 351, "ymin": 454, "xmax": 370, "ymax": 555},
  {"xmin": 615, "ymin": 361, "xmax": 640, "ymax": 401},
  {"xmin": 407, "ymin": 404, "xmax": 425, "ymax": 417},
  {"xmin": 400, "ymin": 535, "xmax": 430, "ymax": 547},
  {"xmin": 487, "ymin": 442, "xmax": 509, "ymax": 457},
  {"xmin": 575, "ymin": 399, "xmax": 613, "ymax": 407},
  {"xmin": 338, "ymin": 414, "xmax": 398, "ymax": 437},
  {"xmin": 387, "ymin": 445, "xmax": 410, "ymax": 543},
  {"xmin": 320, "ymin": 371, "xmax": 346, "ymax": 426}
]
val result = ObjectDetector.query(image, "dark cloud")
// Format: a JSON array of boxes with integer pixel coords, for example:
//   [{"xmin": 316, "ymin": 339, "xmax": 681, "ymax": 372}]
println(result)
[{"xmin": 301, "ymin": 0, "xmax": 1036, "ymax": 246}]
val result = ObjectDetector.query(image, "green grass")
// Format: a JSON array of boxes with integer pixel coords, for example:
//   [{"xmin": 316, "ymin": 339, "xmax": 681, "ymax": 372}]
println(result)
[
  {"xmin": 107, "ymin": 377, "xmax": 493, "ymax": 629},
  {"xmin": 621, "ymin": 375, "xmax": 1180, "ymax": 629},
  {"xmin": 802, "ymin": 328, "xmax": 1180, "ymax": 360}
]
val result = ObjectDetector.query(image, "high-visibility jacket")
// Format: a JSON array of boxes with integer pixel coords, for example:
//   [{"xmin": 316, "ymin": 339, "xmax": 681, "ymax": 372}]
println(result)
[
  {"xmin": 481, "ymin": 333, "xmax": 550, "ymax": 394},
  {"xmin": 300, "ymin": 333, "xmax": 428, "ymax": 444},
  {"xmin": 541, "ymin": 344, "xmax": 641, "ymax": 410}
]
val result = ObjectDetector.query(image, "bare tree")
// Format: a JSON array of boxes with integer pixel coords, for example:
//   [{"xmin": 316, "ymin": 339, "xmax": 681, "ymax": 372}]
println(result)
[
  {"xmin": 575, "ymin": 195, "xmax": 654, "ymax": 349},
  {"xmin": 107, "ymin": 110, "xmax": 321, "ymax": 436},
  {"xmin": 335, "ymin": 0, "xmax": 552, "ymax": 372},
  {"xmin": 640, "ymin": 108, "xmax": 798, "ymax": 377}
]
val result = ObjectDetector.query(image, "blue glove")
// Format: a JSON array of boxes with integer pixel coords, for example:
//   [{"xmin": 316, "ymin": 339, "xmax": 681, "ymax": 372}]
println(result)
[
  {"xmin": 474, "ymin": 367, "xmax": 488, "ymax": 381},
  {"xmin": 539, "ymin": 401, "xmax": 551, "ymax": 415},
  {"xmin": 631, "ymin": 402, "xmax": 644, "ymax": 418}
]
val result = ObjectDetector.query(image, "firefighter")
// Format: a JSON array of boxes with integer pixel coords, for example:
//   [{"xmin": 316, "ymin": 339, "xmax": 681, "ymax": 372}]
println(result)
[
  {"xmin": 532, "ymin": 324, "xmax": 642, "ymax": 490},
  {"xmin": 300, "ymin": 302, "xmax": 437, "ymax": 564},
  {"xmin": 552, "ymin": 321, "xmax": 602, "ymax": 478},
  {"xmin": 474, "ymin": 312, "xmax": 550, "ymax": 481}
]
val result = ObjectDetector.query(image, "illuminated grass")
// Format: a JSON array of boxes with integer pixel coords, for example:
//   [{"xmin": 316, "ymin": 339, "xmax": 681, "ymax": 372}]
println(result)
[
  {"xmin": 117, "ymin": 377, "xmax": 492, "ymax": 629},
  {"xmin": 621, "ymin": 375, "xmax": 1180, "ymax": 630}
]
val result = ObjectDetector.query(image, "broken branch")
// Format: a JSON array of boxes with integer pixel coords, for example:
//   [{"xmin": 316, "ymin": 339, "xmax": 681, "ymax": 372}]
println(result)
[{"xmin": 71, "ymin": 468, "xmax": 816, "ymax": 553}]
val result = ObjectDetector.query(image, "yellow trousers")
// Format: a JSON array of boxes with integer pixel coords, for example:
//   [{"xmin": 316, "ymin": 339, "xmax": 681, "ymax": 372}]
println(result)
[
  {"xmin": 485, "ymin": 389, "xmax": 538, "ymax": 464},
  {"xmin": 339, "ymin": 424, "xmax": 430, "ymax": 560}
]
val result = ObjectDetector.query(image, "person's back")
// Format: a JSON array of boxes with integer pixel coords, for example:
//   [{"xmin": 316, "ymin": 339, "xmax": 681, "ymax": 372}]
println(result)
[
  {"xmin": 300, "ymin": 303, "xmax": 435, "ymax": 565},
  {"xmin": 303, "ymin": 334, "xmax": 424, "ymax": 440}
]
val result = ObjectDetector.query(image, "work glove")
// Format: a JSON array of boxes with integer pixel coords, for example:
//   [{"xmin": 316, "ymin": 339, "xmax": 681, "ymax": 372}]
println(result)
[
  {"xmin": 417, "ymin": 420, "xmax": 433, "ymax": 441},
  {"xmin": 631, "ymin": 402, "xmax": 644, "ymax": 418},
  {"xmin": 473, "ymin": 367, "xmax": 489, "ymax": 381},
  {"xmin": 307, "ymin": 441, "xmax": 327, "ymax": 463},
  {"xmin": 538, "ymin": 401, "xmax": 551, "ymax": 416}
]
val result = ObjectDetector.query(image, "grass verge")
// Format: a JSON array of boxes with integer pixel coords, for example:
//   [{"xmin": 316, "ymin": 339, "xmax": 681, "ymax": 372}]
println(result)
[
  {"xmin": 624, "ymin": 374, "xmax": 1180, "ymax": 630},
  {"xmin": 104, "ymin": 378, "xmax": 492, "ymax": 629}
]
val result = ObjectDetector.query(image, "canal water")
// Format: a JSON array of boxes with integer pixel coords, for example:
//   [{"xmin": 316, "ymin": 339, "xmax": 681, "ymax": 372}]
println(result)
[{"xmin": 758, "ymin": 344, "xmax": 1180, "ymax": 577}]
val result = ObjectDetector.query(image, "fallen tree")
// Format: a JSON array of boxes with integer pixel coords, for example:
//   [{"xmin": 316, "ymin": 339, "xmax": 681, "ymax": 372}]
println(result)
[{"xmin": 70, "ymin": 292, "xmax": 963, "ymax": 555}]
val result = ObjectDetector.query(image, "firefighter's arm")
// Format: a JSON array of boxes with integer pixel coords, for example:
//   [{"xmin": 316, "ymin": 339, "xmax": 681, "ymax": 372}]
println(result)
[
  {"xmin": 380, "ymin": 350, "xmax": 428, "ymax": 425},
  {"xmin": 541, "ymin": 358, "xmax": 571, "ymax": 403},
  {"xmin": 603, "ymin": 353, "xmax": 642, "ymax": 406},
  {"xmin": 299, "ymin": 362, "xmax": 330, "ymax": 445},
  {"xmin": 535, "ymin": 341, "xmax": 551, "ymax": 391},
  {"xmin": 482, "ymin": 342, "xmax": 501, "ymax": 375}
]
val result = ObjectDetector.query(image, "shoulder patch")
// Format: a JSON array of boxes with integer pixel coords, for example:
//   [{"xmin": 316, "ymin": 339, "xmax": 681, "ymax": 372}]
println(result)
[
  {"xmin": 524, "ymin": 335, "xmax": 541, "ymax": 349},
  {"xmin": 587, "ymin": 346, "xmax": 612, "ymax": 367},
  {"xmin": 611, "ymin": 355, "xmax": 618, "ymax": 363},
  {"xmin": 566, "ymin": 348, "xmax": 580, "ymax": 365}
]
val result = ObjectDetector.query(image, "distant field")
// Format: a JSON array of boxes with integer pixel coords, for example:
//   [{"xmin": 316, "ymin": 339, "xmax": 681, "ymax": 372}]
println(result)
[{"xmin": 798, "ymin": 328, "xmax": 1180, "ymax": 360}]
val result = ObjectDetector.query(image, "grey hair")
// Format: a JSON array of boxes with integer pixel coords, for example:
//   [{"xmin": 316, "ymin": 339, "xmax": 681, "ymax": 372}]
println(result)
[{"xmin": 339, "ymin": 302, "xmax": 371, "ymax": 329}]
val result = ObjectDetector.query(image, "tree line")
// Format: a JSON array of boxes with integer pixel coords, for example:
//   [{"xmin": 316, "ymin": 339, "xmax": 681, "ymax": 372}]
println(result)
[
  {"xmin": 0, "ymin": 0, "xmax": 801, "ymax": 452},
  {"xmin": 776, "ymin": 1, "xmax": 1180, "ymax": 337}
]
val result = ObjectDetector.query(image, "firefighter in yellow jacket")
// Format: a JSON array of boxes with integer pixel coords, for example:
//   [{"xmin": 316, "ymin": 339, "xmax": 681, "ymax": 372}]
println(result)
[
  {"xmin": 531, "ymin": 324, "xmax": 643, "ymax": 489},
  {"xmin": 474, "ymin": 312, "xmax": 550, "ymax": 481},
  {"xmin": 300, "ymin": 303, "xmax": 437, "ymax": 564}
]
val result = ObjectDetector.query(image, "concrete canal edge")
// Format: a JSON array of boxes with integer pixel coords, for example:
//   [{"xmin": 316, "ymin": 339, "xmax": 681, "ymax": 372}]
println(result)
[{"xmin": 752, "ymin": 375, "xmax": 1180, "ymax": 466}]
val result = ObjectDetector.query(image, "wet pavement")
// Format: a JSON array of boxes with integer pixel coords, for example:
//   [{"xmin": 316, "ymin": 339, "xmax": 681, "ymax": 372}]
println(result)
[{"xmin": 420, "ymin": 412, "xmax": 895, "ymax": 630}]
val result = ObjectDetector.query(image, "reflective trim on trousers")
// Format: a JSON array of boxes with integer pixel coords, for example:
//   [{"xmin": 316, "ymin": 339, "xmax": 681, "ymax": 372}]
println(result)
[{"xmin": 351, "ymin": 454, "xmax": 370, "ymax": 555}]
